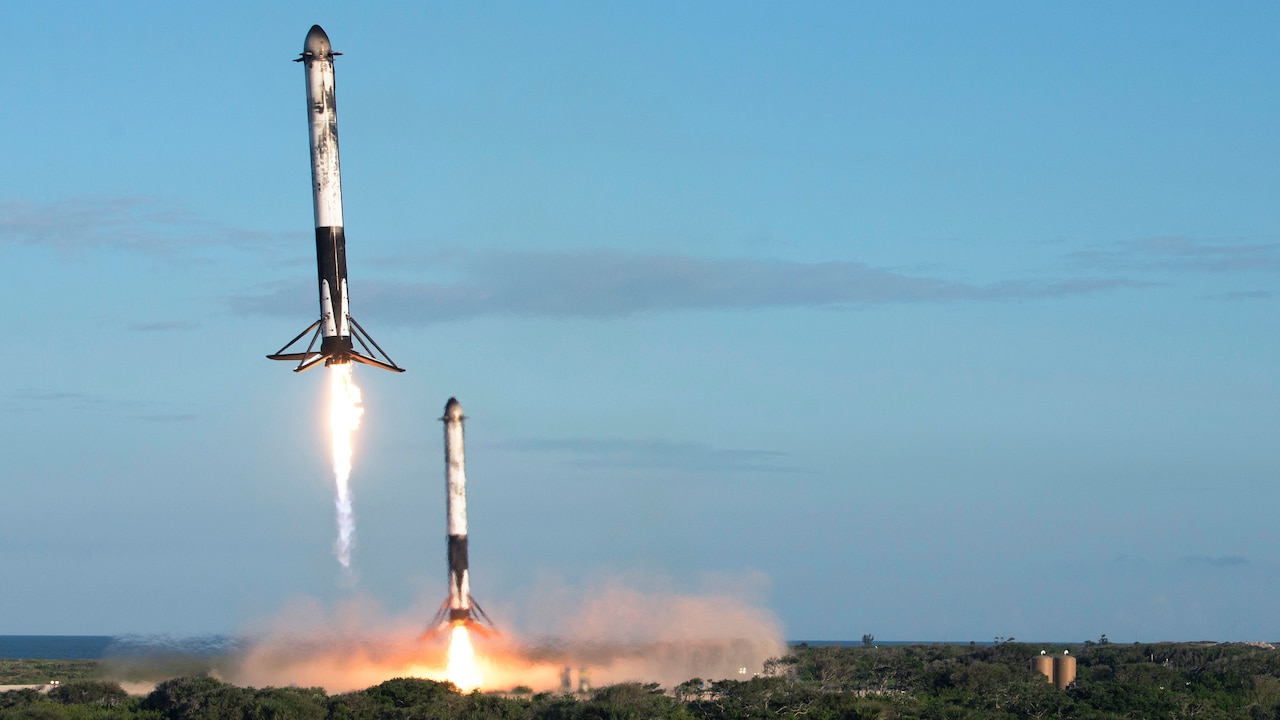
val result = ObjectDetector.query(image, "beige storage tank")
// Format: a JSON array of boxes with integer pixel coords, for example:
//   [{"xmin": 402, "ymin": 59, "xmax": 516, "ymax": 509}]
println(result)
[
  {"xmin": 1031, "ymin": 655, "xmax": 1055, "ymax": 683},
  {"xmin": 1053, "ymin": 653, "xmax": 1077, "ymax": 689}
]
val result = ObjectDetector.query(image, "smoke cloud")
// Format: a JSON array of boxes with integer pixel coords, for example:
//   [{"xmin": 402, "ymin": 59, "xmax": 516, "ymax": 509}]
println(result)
[
  {"xmin": 506, "ymin": 575, "xmax": 788, "ymax": 689},
  {"xmin": 160, "ymin": 576, "xmax": 789, "ymax": 694}
]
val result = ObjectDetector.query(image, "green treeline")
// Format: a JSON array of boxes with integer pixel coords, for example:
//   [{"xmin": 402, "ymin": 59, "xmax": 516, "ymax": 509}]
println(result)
[{"xmin": 3, "ymin": 641, "xmax": 1280, "ymax": 719}]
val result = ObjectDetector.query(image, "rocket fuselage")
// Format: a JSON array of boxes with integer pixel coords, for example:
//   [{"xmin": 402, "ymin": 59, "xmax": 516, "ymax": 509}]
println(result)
[
  {"xmin": 268, "ymin": 25, "xmax": 403, "ymax": 373},
  {"xmin": 424, "ymin": 396, "xmax": 493, "ymax": 636},
  {"xmin": 443, "ymin": 397, "xmax": 471, "ymax": 622},
  {"xmin": 300, "ymin": 25, "xmax": 352, "ymax": 360}
]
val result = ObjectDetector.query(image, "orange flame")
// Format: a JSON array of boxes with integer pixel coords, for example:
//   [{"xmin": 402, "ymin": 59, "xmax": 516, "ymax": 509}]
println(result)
[{"xmin": 445, "ymin": 624, "xmax": 483, "ymax": 691}]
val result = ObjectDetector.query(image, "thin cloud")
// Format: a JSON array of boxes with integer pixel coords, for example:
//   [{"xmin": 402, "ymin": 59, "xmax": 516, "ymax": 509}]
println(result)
[
  {"xmin": 1071, "ymin": 236, "xmax": 1280, "ymax": 273},
  {"xmin": 1178, "ymin": 555, "xmax": 1247, "ymax": 568},
  {"xmin": 1205, "ymin": 290, "xmax": 1276, "ymax": 301},
  {"xmin": 233, "ymin": 249, "xmax": 1142, "ymax": 324},
  {"xmin": 133, "ymin": 413, "xmax": 200, "ymax": 423},
  {"xmin": 2, "ymin": 388, "xmax": 195, "ymax": 421},
  {"xmin": 5, "ymin": 389, "xmax": 106, "ymax": 411},
  {"xmin": 128, "ymin": 320, "xmax": 203, "ymax": 332},
  {"xmin": 0, "ymin": 196, "xmax": 299, "ymax": 257},
  {"xmin": 499, "ymin": 437, "xmax": 809, "ymax": 474}
]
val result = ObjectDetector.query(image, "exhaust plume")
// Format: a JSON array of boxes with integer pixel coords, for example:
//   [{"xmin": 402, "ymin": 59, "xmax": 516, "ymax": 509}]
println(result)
[
  {"xmin": 446, "ymin": 625, "xmax": 483, "ymax": 691},
  {"xmin": 328, "ymin": 363, "xmax": 363, "ymax": 568}
]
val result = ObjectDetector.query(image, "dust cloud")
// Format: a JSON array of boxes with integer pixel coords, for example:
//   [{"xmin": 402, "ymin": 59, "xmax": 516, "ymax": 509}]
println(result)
[{"xmin": 215, "ymin": 576, "xmax": 785, "ymax": 693}]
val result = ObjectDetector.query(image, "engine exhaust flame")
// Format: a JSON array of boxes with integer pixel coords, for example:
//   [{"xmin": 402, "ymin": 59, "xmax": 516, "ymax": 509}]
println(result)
[
  {"xmin": 328, "ymin": 363, "xmax": 363, "ymax": 569},
  {"xmin": 446, "ymin": 624, "xmax": 483, "ymax": 691}
]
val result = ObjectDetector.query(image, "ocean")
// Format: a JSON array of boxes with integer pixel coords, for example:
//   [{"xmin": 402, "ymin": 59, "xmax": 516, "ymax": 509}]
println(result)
[
  {"xmin": 0, "ymin": 636, "xmax": 114, "ymax": 660},
  {"xmin": 0, "ymin": 636, "xmax": 236, "ymax": 660}
]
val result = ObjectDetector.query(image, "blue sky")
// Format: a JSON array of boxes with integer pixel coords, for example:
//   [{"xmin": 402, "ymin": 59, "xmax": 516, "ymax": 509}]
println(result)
[{"xmin": 2, "ymin": 1, "xmax": 1279, "ymax": 643}]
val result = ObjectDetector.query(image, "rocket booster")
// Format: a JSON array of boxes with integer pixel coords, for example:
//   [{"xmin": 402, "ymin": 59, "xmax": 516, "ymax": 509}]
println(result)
[
  {"xmin": 444, "ymin": 397, "xmax": 471, "ymax": 622},
  {"xmin": 268, "ymin": 25, "xmax": 403, "ymax": 373},
  {"xmin": 430, "ymin": 398, "xmax": 494, "ymax": 634}
]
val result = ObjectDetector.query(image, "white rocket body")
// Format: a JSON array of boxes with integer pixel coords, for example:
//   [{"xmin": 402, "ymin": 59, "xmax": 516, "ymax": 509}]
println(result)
[
  {"xmin": 267, "ymin": 25, "xmax": 403, "ymax": 374},
  {"xmin": 425, "ymin": 397, "xmax": 495, "ymax": 635},
  {"xmin": 302, "ymin": 26, "xmax": 344, "ymax": 236},
  {"xmin": 444, "ymin": 398, "xmax": 471, "ymax": 621},
  {"xmin": 301, "ymin": 26, "xmax": 350, "ymax": 356}
]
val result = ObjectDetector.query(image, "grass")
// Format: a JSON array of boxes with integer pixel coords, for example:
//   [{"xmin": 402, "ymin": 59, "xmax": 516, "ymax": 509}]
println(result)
[{"xmin": 0, "ymin": 659, "xmax": 100, "ymax": 685}]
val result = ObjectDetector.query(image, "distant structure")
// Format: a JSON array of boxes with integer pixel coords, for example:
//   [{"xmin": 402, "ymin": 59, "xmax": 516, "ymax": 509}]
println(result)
[
  {"xmin": 1054, "ymin": 652, "xmax": 1077, "ymax": 690},
  {"xmin": 1031, "ymin": 654, "xmax": 1054, "ymax": 684},
  {"xmin": 1031, "ymin": 650, "xmax": 1076, "ymax": 689}
]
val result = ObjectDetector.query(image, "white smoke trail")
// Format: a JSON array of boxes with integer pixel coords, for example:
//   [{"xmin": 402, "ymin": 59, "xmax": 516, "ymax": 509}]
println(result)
[{"xmin": 328, "ymin": 363, "xmax": 363, "ymax": 569}]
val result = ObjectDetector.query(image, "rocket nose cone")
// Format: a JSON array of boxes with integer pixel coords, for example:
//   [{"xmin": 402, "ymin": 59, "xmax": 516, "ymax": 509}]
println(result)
[
  {"xmin": 444, "ymin": 397, "xmax": 464, "ymax": 422},
  {"xmin": 304, "ymin": 25, "xmax": 332, "ymax": 56}
]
